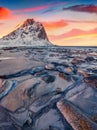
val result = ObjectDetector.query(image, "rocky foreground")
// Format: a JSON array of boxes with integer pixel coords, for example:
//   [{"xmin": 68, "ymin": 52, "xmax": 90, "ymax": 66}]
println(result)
[{"xmin": 0, "ymin": 46, "xmax": 97, "ymax": 130}]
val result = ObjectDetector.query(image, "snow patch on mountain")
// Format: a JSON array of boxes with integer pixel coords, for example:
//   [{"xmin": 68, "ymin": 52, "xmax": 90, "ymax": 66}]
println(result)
[{"xmin": 0, "ymin": 19, "xmax": 52, "ymax": 47}]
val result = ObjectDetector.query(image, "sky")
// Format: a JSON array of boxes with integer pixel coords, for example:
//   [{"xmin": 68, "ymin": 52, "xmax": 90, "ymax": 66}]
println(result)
[{"xmin": 0, "ymin": 0, "xmax": 97, "ymax": 46}]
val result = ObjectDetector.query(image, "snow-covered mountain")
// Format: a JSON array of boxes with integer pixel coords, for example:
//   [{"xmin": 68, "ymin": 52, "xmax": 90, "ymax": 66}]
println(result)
[{"xmin": 0, "ymin": 19, "xmax": 52, "ymax": 47}]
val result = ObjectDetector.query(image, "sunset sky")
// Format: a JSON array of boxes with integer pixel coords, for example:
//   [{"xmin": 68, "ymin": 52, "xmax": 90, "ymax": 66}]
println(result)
[{"xmin": 0, "ymin": 0, "xmax": 97, "ymax": 46}]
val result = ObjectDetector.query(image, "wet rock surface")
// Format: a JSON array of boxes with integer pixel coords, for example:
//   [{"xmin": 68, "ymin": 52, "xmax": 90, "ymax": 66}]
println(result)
[
  {"xmin": 57, "ymin": 100, "xmax": 97, "ymax": 130},
  {"xmin": 0, "ymin": 46, "xmax": 97, "ymax": 130},
  {"xmin": 84, "ymin": 75, "xmax": 97, "ymax": 87},
  {"xmin": 0, "ymin": 106, "xmax": 18, "ymax": 130}
]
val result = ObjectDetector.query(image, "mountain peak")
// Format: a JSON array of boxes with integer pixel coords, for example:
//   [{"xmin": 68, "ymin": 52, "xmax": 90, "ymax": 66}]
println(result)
[
  {"xmin": 0, "ymin": 18, "xmax": 52, "ymax": 46},
  {"xmin": 22, "ymin": 18, "xmax": 35, "ymax": 27}
]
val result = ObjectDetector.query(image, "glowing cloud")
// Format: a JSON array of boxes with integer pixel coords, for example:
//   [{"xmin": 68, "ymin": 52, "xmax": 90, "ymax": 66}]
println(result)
[
  {"xmin": 49, "ymin": 28, "xmax": 97, "ymax": 40},
  {"xmin": 0, "ymin": 7, "xmax": 12, "ymax": 19},
  {"xmin": 0, "ymin": 23, "xmax": 4, "ymax": 25},
  {"xmin": 0, "ymin": 7, "xmax": 22, "ymax": 20},
  {"xmin": 42, "ymin": 20, "xmax": 68, "ymax": 30},
  {"xmin": 49, "ymin": 34, "xmax": 97, "ymax": 46},
  {"xmin": 55, "ymin": 34, "xmax": 97, "ymax": 41}
]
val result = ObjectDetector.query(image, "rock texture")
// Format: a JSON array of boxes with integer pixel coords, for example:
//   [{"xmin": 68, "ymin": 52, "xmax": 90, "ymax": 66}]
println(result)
[
  {"xmin": 0, "ymin": 18, "xmax": 52, "ymax": 47},
  {"xmin": 0, "ymin": 46, "xmax": 97, "ymax": 130}
]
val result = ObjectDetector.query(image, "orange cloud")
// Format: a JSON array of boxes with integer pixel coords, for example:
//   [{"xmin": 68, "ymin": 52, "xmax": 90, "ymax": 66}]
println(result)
[
  {"xmin": 0, "ymin": 7, "xmax": 26, "ymax": 20},
  {"xmin": 55, "ymin": 34, "xmax": 97, "ymax": 41},
  {"xmin": 42, "ymin": 20, "xmax": 68, "ymax": 30},
  {"xmin": 0, "ymin": 7, "xmax": 13, "ymax": 19},
  {"xmin": 49, "ymin": 28, "xmax": 97, "ymax": 40},
  {"xmin": 0, "ymin": 23, "xmax": 4, "ymax": 25},
  {"xmin": 67, "ymin": 20, "xmax": 97, "ymax": 24},
  {"xmin": 56, "ymin": 34, "xmax": 97, "ymax": 46},
  {"xmin": 49, "ymin": 34, "xmax": 97, "ymax": 46}
]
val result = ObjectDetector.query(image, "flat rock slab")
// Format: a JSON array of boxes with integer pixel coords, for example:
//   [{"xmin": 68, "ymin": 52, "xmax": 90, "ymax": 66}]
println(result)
[
  {"xmin": 35, "ymin": 109, "xmax": 65, "ymax": 130},
  {"xmin": 0, "ymin": 47, "xmax": 97, "ymax": 130},
  {"xmin": 57, "ymin": 100, "xmax": 97, "ymax": 130},
  {"xmin": 0, "ymin": 78, "xmax": 41, "ymax": 112},
  {"xmin": 0, "ymin": 105, "xmax": 17, "ymax": 130}
]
